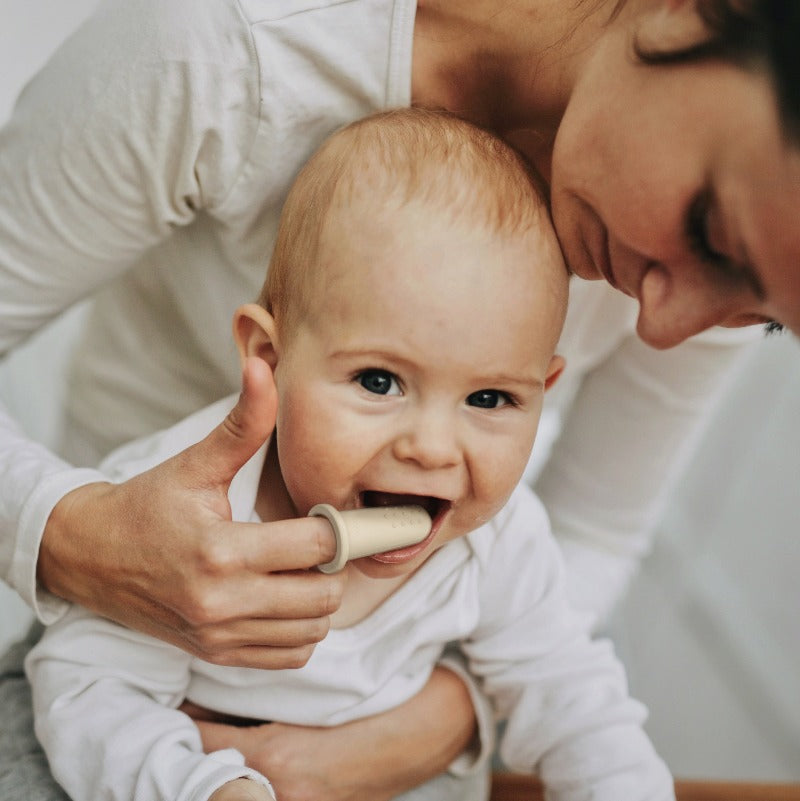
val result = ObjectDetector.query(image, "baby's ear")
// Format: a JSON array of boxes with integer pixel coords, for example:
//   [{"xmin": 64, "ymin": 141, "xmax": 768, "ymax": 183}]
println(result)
[
  {"xmin": 544, "ymin": 355, "xmax": 565, "ymax": 391},
  {"xmin": 232, "ymin": 303, "xmax": 280, "ymax": 371}
]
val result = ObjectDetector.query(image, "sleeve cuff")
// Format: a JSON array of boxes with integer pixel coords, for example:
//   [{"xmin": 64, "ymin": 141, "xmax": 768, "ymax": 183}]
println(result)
[
  {"xmin": 13, "ymin": 467, "xmax": 108, "ymax": 624},
  {"xmin": 189, "ymin": 749, "xmax": 276, "ymax": 801},
  {"xmin": 438, "ymin": 648, "xmax": 496, "ymax": 776}
]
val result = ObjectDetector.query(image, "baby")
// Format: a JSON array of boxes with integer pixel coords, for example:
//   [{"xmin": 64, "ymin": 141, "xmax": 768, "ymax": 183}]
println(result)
[{"xmin": 27, "ymin": 108, "xmax": 674, "ymax": 801}]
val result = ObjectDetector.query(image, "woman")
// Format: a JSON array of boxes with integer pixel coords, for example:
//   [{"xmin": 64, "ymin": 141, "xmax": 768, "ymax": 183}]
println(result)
[{"xmin": 1, "ymin": 0, "xmax": 798, "ymax": 798}]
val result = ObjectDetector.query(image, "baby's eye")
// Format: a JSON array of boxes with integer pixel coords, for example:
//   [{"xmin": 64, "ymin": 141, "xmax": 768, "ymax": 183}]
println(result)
[
  {"xmin": 466, "ymin": 389, "xmax": 512, "ymax": 409},
  {"xmin": 356, "ymin": 369, "xmax": 401, "ymax": 396}
]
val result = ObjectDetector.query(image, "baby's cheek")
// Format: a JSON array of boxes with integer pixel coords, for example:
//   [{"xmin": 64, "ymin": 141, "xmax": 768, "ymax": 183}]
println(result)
[{"xmin": 482, "ymin": 453, "xmax": 527, "ymax": 496}]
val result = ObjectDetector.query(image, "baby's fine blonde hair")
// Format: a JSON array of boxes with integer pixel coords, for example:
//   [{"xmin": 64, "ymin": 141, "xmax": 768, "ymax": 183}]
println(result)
[{"xmin": 259, "ymin": 107, "xmax": 549, "ymax": 331}]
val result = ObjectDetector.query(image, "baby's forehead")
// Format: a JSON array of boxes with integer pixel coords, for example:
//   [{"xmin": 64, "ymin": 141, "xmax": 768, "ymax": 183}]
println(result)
[
  {"xmin": 304, "ymin": 143, "xmax": 563, "ymax": 300},
  {"xmin": 319, "ymin": 202, "xmax": 564, "ymax": 302}
]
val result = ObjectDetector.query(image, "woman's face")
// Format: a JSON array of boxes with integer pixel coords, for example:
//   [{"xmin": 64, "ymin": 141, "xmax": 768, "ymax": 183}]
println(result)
[{"xmin": 550, "ymin": 6, "xmax": 800, "ymax": 347}]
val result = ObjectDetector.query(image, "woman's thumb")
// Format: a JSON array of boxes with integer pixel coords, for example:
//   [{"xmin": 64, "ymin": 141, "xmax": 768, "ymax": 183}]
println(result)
[{"xmin": 191, "ymin": 357, "xmax": 278, "ymax": 488}]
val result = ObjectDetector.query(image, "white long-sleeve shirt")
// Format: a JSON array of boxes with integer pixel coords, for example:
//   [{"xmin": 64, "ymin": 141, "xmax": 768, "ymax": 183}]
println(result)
[
  {"xmin": 26, "ymin": 396, "xmax": 675, "ymax": 801},
  {"xmin": 0, "ymin": 0, "xmax": 756, "ymax": 623}
]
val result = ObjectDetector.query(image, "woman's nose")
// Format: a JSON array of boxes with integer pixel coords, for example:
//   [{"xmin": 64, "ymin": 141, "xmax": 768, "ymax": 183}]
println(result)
[
  {"xmin": 392, "ymin": 408, "xmax": 461, "ymax": 470},
  {"xmin": 634, "ymin": 261, "xmax": 755, "ymax": 349}
]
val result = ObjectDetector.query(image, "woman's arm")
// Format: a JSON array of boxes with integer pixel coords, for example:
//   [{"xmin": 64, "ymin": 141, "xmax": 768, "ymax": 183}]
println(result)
[
  {"xmin": 536, "ymin": 321, "xmax": 758, "ymax": 625},
  {"xmin": 0, "ymin": 3, "xmax": 342, "ymax": 664},
  {"xmin": 0, "ymin": 1, "xmax": 255, "ymax": 601},
  {"xmin": 0, "ymin": 2, "xmax": 259, "ymax": 359},
  {"xmin": 188, "ymin": 665, "xmax": 478, "ymax": 801}
]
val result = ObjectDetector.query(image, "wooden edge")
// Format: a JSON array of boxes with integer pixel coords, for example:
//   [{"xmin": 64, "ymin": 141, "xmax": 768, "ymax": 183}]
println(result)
[
  {"xmin": 675, "ymin": 780, "xmax": 800, "ymax": 801},
  {"xmin": 489, "ymin": 773, "xmax": 544, "ymax": 801},
  {"xmin": 489, "ymin": 773, "xmax": 800, "ymax": 801}
]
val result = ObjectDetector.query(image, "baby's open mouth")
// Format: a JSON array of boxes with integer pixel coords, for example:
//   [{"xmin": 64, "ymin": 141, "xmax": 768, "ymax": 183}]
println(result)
[{"xmin": 361, "ymin": 490, "xmax": 450, "ymax": 531}]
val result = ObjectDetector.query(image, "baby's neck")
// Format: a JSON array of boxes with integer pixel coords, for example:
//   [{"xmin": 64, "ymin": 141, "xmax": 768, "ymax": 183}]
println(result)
[{"xmin": 329, "ymin": 567, "xmax": 411, "ymax": 629}]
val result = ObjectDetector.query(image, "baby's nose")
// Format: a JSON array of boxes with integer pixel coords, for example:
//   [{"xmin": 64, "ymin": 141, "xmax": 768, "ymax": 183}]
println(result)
[{"xmin": 393, "ymin": 409, "xmax": 461, "ymax": 469}]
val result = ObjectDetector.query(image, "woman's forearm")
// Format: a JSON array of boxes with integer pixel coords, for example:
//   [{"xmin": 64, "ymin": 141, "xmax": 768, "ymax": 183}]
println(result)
[{"xmin": 190, "ymin": 665, "xmax": 478, "ymax": 801}]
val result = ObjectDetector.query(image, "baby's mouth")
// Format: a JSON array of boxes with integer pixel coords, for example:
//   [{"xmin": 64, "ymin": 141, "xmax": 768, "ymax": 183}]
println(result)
[
  {"xmin": 355, "ymin": 490, "xmax": 448, "ymax": 564},
  {"xmin": 361, "ymin": 490, "xmax": 450, "ymax": 531}
]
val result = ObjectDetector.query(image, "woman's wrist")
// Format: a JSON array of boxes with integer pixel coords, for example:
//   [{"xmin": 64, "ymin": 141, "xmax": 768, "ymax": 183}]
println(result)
[
  {"xmin": 314, "ymin": 665, "xmax": 477, "ymax": 795},
  {"xmin": 37, "ymin": 481, "xmax": 115, "ymax": 605}
]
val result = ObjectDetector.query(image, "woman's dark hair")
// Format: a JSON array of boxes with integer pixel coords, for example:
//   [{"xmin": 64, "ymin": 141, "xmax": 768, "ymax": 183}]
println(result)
[{"xmin": 635, "ymin": 1, "xmax": 800, "ymax": 143}]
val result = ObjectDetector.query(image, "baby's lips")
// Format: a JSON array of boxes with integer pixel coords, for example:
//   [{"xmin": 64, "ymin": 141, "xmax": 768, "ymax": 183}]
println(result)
[{"xmin": 309, "ymin": 504, "xmax": 432, "ymax": 573}]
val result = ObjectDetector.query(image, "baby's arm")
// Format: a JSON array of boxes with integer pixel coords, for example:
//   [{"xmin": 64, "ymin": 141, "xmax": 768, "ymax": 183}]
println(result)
[
  {"xmin": 465, "ymin": 487, "xmax": 675, "ymax": 800},
  {"xmin": 25, "ymin": 606, "xmax": 274, "ymax": 801}
]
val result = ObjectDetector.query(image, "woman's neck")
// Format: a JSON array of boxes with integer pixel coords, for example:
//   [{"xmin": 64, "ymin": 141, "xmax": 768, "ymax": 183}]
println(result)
[{"xmin": 411, "ymin": 0, "xmax": 616, "ymax": 177}]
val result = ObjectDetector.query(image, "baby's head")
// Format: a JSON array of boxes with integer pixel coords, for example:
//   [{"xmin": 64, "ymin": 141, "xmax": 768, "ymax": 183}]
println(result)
[
  {"xmin": 235, "ymin": 108, "xmax": 568, "ymax": 577},
  {"xmin": 260, "ymin": 107, "xmax": 564, "ymax": 340}
]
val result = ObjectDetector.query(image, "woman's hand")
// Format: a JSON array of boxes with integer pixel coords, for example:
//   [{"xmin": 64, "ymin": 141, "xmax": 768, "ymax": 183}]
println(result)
[
  {"xmin": 37, "ymin": 358, "xmax": 344, "ymax": 669},
  {"xmin": 184, "ymin": 666, "xmax": 478, "ymax": 801}
]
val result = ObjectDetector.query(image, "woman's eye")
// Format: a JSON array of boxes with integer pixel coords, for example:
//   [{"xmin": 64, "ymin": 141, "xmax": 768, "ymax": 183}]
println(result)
[
  {"xmin": 357, "ymin": 369, "xmax": 400, "ymax": 396},
  {"xmin": 686, "ymin": 191, "xmax": 767, "ymax": 298},
  {"xmin": 686, "ymin": 190, "xmax": 727, "ymax": 266},
  {"xmin": 467, "ymin": 389, "xmax": 511, "ymax": 409}
]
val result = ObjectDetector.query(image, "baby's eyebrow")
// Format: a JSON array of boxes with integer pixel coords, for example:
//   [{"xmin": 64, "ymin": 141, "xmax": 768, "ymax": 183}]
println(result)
[
  {"xmin": 327, "ymin": 348, "xmax": 393, "ymax": 360},
  {"xmin": 477, "ymin": 373, "xmax": 544, "ymax": 392},
  {"xmin": 326, "ymin": 348, "xmax": 407, "ymax": 371}
]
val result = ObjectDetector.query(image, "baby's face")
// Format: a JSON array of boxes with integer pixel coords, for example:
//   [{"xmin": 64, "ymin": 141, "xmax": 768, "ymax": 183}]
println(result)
[{"xmin": 273, "ymin": 199, "xmax": 567, "ymax": 578}]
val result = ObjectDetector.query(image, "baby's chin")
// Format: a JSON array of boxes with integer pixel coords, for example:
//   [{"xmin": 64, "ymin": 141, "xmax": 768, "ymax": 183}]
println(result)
[{"xmin": 350, "ymin": 554, "xmax": 424, "ymax": 580}]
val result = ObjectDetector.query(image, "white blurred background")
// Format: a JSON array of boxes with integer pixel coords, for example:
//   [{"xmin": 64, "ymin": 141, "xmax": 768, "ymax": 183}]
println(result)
[{"xmin": 1, "ymin": 0, "xmax": 798, "ymax": 783}]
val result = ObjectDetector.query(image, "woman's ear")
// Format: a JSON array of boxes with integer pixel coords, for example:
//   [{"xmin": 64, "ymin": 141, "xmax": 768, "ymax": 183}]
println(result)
[
  {"xmin": 232, "ymin": 303, "xmax": 280, "ymax": 372},
  {"xmin": 544, "ymin": 355, "xmax": 565, "ymax": 392}
]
